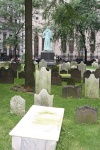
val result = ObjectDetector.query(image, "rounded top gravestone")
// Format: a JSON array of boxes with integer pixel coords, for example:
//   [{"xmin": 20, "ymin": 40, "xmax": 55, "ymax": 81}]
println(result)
[{"xmin": 42, "ymin": 26, "xmax": 53, "ymax": 51}]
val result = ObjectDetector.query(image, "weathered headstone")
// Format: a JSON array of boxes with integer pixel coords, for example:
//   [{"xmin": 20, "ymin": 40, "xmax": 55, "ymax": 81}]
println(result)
[
  {"xmin": 35, "ymin": 67, "xmax": 51, "ymax": 94},
  {"xmin": 85, "ymin": 74, "xmax": 99, "ymax": 98},
  {"xmin": 39, "ymin": 59, "xmax": 47, "ymax": 70},
  {"xmin": 68, "ymin": 68, "xmax": 81, "ymax": 82},
  {"xmin": 83, "ymin": 70, "xmax": 92, "ymax": 83},
  {"xmin": 10, "ymin": 95, "xmax": 25, "ymax": 116},
  {"xmin": 51, "ymin": 65, "xmax": 59, "ymax": 76},
  {"xmin": 51, "ymin": 75, "xmax": 62, "ymax": 86},
  {"xmin": 0, "ymin": 67, "xmax": 15, "ymax": 83},
  {"xmin": 78, "ymin": 61, "xmax": 86, "ymax": 78},
  {"xmin": 70, "ymin": 61, "xmax": 77, "ymax": 68},
  {"xmin": 62, "ymin": 85, "xmax": 82, "ymax": 98},
  {"xmin": 94, "ymin": 68, "xmax": 100, "ymax": 78},
  {"xmin": 93, "ymin": 68, "xmax": 100, "ymax": 87},
  {"xmin": 76, "ymin": 105, "xmax": 98, "ymax": 124},
  {"xmin": 34, "ymin": 89, "xmax": 53, "ymax": 106},
  {"xmin": 60, "ymin": 62, "xmax": 68, "ymax": 72},
  {"xmin": 9, "ymin": 62, "xmax": 21, "ymax": 71},
  {"xmin": 92, "ymin": 62, "xmax": 99, "ymax": 69}
]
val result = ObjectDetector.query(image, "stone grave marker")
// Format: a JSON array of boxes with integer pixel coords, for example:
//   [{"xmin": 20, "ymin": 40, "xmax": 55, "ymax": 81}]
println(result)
[
  {"xmin": 93, "ymin": 68, "xmax": 100, "ymax": 87},
  {"xmin": 35, "ymin": 67, "xmax": 51, "ymax": 94},
  {"xmin": 68, "ymin": 68, "xmax": 81, "ymax": 83},
  {"xmin": 51, "ymin": 75, "xmax": 62, "ymax": 86},
  {"xmin": 10, "ymin": 95, "xmax": 25, "ymax": 116},
  {"xmin": 34, "ymin": 89, "xmax": 53, "ymax": 107},
  {"xmin": 70, "ymin": 61, "xmax": 77, "ymax": 68},
  {"xmin": 92, "ymin": 62, "xmax": 99, "ymax": 69},
  {"xmin": 83, "ymin": 70, "xmax": 92, "ymax": 83},
  {"xmin": 39, "ymin": 59, "xmax": 47, "ymax": 70},
  {"xmin": 62, "ymin": 85, "xmax": 82, "ymax": 98},
  {"xmin": 51, "ymin": 65, "xmax": 59, "ymax": 76},
  {"xmin": 0, "ymin": 67, "xmax": 15, "ymax": 83},
  {"xmin": 60, "ymin": 62, "xmax": 68, "ymax": 71},
  {"xmin": 78, "ymin": 61, "xmax": 86, "ymax": 78},
  {"xmin": 76, "ymin": 105, "xmax": 98, "ymax": 124},
  {"xmin": 85, "ymin": 74, "xmax": 99, "ymax": 99},
  {"xmin": 9, "ymin": 62, "xmax": 21, "ymax": 71}
]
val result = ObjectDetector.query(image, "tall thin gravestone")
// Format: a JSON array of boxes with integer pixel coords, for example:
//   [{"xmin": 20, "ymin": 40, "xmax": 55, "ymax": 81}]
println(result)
[
  {"xmin": 35, "ymin": 67, "xmax": 51, "ymax": 94},
  {"xmin": 85, "ymin": 74, "xmax": 99, "ymax": 99}
]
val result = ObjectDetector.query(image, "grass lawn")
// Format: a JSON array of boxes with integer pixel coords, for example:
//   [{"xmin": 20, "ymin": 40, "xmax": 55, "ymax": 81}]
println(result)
[{"xmin": 0, "ymin": 76, "xmax": 100, "ymax": 150}]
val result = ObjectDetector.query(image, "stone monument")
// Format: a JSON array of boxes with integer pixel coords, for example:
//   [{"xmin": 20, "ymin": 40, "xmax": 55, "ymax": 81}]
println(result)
[{"xmin": 41, "ymin": 26, "xmax": 55, "ymax": 67}]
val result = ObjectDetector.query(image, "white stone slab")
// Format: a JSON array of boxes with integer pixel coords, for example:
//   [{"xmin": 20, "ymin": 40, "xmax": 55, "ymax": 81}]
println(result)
[{"xmin": 9, "ymin": 105, "xmax": 64, "ymax": 141}]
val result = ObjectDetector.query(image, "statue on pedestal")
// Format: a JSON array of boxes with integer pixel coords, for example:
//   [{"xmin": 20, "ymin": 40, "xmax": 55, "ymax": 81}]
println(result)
[{"xmin": 42, "ymin": 26, "xmax": 53, "ymax": 51}]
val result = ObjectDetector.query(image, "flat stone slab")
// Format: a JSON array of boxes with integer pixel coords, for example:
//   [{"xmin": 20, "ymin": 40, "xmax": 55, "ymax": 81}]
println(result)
[{"xmin": 9, "ymin": 105, "xmax": 64, "ymax": 141}]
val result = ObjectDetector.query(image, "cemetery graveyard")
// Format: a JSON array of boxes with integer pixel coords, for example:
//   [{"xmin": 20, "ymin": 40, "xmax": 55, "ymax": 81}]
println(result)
[{"xmin": 0, "ymin": 61, "xmax": 100, "ymax": 150}]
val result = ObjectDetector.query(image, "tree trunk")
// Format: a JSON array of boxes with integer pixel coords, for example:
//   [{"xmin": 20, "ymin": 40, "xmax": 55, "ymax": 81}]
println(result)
[
  {"xmin": 61, "ymin": 38, "xmax": 66, "ymax": 53},
  {"xmin": 80, "ymin": 30, "xmax": 87, "ymax": 63},
  {"xmin": 25, "ymin": 0, "xmax": 35, "ymax": 89}
]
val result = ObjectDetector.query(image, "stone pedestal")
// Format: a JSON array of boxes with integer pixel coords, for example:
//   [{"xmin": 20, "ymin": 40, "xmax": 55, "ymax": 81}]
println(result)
[{"xmin": 41, "ymin": 51, "xmax": 55, "ymax": 67}]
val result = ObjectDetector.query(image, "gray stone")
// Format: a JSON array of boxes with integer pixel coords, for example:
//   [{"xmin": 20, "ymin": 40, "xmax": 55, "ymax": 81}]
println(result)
[
  {"xmin": 78, "ymin": 61, "xmax": 86, "ymax": 78},
  {"xmin": 51, "ymin": 75, "xmax": 62, "ymax": 86},
  {"xmin": 70, "ymin": 61, "xmax": 77, "ymax": 68},
  {"xmin": 34, "ymin": 89, "xmax": 53, "ymax": 107},
  {"xmin": 85, "ymin": 74, "xmax": 99, "ymax": 99},
  {"xmin": 60, "ymin": 62, "xmax": 69, "ymax": 72},
  {"xmin": 76, "ymin": 105, "xmax": 98, "ymax": 124},
  {"xmin": 39, "ymin": 59, "xmax": 47, "ymax": 70},
  {"xmin": 35, "ymin": 67, "xmax": 51, "ymax": 94},
  {"xmin": 0, "ymin": 67, "xmax": 15, "ymax": 83},
  {"xmin": 68, "ymin": 68, "xmax": 81, "ymax": 83},
  {"xmin": 10, "ymin": 95, "xmax": 25, "ymax": 116},
  {"xmin": 62, "ymin": 85, "xmax": 82, "ymax": 98}
]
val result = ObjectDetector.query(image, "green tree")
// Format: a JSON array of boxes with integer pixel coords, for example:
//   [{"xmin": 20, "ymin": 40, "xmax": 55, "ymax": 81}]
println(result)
[
  {"xmin": 0, "ymin": 0, "xmax": 24, "ymax": 61},
  {"xmin": 71, "ymin": 0, "xmax": 100, "ymax": 62},
  {"xmin": 48, "ymin": 0, "xmax": 100, "ymax": 62}
]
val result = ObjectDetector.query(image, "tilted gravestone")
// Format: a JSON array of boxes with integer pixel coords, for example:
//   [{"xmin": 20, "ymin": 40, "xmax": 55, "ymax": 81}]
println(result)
[
  {"xmin": 10, "ymin": 95, "xmax": 25, "ymax": 116},
  {"xmin": 34, "ymin": 89, "xmax": 53, "ymax": 107},
  {"xmin": 62, "ymin": 85, "xmax": 82, "ymax": 98},
  {"xmin": 76, "ymin": 105, "xmax": 98, "ymax": 124},
  {"xmin": 85, "ymin": 74, "xmax": 99, "ymax": 99}
]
